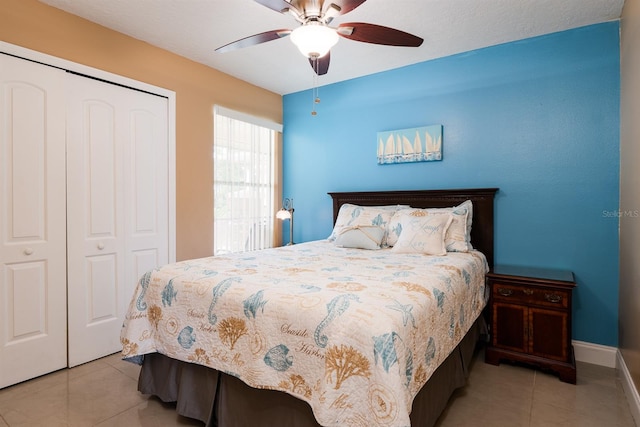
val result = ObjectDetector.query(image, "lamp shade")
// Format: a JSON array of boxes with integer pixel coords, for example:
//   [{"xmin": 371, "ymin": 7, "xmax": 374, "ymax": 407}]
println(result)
[
  {"xmin": 276, "ymin": 209, "xmax": 292, "ymax": 220},
  {"xmin": 290, "ymin": 22, "xmax": 339, "ymax": 58}
]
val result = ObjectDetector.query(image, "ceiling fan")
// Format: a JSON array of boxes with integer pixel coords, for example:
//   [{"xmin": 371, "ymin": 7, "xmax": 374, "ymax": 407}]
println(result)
[{"xmin": 215, "ymin": 0, "xmax": 423, "ymax": 76}]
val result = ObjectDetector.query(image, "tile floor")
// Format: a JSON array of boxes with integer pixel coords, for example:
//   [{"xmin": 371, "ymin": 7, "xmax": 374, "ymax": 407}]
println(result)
[
  {"xmin": 0, "ymin": 348, "xmax": 636, "ymax": 427},
  {"xmin": 437, "ymin": 350, "xmax": 637, "ymax": 427}
]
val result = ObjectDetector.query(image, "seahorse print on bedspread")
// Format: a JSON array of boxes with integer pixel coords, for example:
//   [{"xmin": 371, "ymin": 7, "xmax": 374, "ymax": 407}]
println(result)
[
  {"xmin": 135, "ymin": 270, "xmax": 153, "ymax": 311},
  {"xmin": 314, "ymin": 294, "xmax": 360, "ymax": 348},
  {"xmin": 208, "ymin": 277, "xmax": 241, "ymax": 325}
]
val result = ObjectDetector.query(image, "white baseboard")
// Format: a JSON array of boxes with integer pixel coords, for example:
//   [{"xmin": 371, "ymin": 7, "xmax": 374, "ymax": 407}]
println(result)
[
  {"xmin": 617, "ymin": 350, "xmax": 640, "ymax": 427},
  {"xmin": 572, "ymin": 340, "xmax": 640, "ymax": 426},
  {"xmin": 573, "ymin": 340, "xmax": 618, "ymax": 368}
]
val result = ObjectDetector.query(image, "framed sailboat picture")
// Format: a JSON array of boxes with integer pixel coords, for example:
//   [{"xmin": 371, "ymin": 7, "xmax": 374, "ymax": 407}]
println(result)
[{"xmin": 377, "ymin": 124, "xmax": 443, "ymax": 165}]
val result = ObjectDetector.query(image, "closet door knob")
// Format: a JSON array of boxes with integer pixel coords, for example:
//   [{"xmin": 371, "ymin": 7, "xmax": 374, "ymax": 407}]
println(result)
[
  {"xmin": 24, "ymin": 248, "xmax": 33, "ymax": 255},
  {"xmin": 97, "ymin": 243, "xmax": 105, "ymax": 250}
]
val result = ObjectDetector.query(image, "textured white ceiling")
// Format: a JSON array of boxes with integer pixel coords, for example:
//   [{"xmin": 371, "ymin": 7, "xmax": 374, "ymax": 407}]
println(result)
[{"xmin": 39, "ymin": 0, "xmax": 624, "ymax": 95}]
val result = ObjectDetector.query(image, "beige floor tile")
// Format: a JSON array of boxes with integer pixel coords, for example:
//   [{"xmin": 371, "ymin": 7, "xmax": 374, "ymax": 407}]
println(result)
[
  {"xmin": 533, "ymin": 364, "xmax": 628, "ymax": 418},
  {"xmin": 576, "ymin": 360, "xmax": 620, "ymax": 387},
  {"xmin": 67, "ymin": 357, "xmax": 113, "ymax": 379},
  {"xmin": 437, "ymin": 349, "xmax": 637, "ymax": 427},
  {"xmin": 529, "ymin": 399, "xmax": 637, "ymax": 427},
  {"xmin": 101, "ymin": 352, "xmax": 143, "ymax": 381},
  {"xmin": 0, "ymin": 364, "xmax": 145, "ymax": 426},
  {"xmin": 437, "ymin": 388, "xmax": 532, "ymax": 427},
  {"xmin": 0, "ymin": 358, "xmax": 112, "ymax": 407},
  {"xmin": 95, "ymin": 397, "xmax": 203, "ymax": 427},
  {"xmin": 436, "ymin": 353, "xmax": 534, "ymax": 427}
]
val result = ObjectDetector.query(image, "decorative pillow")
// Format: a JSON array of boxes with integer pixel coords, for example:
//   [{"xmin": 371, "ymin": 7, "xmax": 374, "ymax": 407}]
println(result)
[
  {"xmin": 387, "ymin": 200, "xmax": 473, "ymax": 252},
  {"xmin": 457, "ymin": 199, "xmax": 474, "ymax": 250},
  {"xmin": 391, "ymin": 211, "xmax": 453, "ymax": 255},
  {"xmin": 334, "ymin": 226, "xmax": 385, "ymax": 250},
  {"xmin": 328, "ymin": 204, "xmax": 406, "ymax": 245}
]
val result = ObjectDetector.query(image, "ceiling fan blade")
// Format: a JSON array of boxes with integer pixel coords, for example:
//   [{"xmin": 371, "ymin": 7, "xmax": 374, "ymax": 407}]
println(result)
[
  {"xmin": 253, "ymin": 0, "xmax": 295, "ymax": 14},
  {"xmin": 309, "ymin": 52, "xmax": 330, "ymax": 75},
  {"xmin": 330, "ymin": 0, "xmax": 367, "ymax": 15},
  {"xmin": 216, "ymin": 29, "xmax": 291, "ymax": 53},
  {"xmin": 337, "ymin": 22, "xmax": 423, "ymax": 47}
]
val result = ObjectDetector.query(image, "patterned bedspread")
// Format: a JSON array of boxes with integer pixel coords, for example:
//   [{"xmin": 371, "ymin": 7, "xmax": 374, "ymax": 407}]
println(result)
[{"xmin": 120, "ymin": 240, "xmax": 488, "ymax": 427}]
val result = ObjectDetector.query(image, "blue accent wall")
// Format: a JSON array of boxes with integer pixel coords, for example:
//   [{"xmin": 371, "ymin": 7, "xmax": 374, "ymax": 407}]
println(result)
[{"xmin": 282, "ymin": 22, "xmax": 620, "ymax": 346}]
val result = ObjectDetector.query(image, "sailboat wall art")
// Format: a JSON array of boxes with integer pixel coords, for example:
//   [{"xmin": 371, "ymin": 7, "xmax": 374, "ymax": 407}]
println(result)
[{"xmin": 377, "ymin": 124, "xmax": 443, "ymax": 165}]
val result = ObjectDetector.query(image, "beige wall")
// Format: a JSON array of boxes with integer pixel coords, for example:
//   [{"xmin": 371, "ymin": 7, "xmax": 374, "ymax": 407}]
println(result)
[
  {"xmin": 0, "ymin": 0, "xmax": 283, "ymax": 261},
  {"xmin": 620, "ymin": 0, "xmax": 640, "ymax": 394}
]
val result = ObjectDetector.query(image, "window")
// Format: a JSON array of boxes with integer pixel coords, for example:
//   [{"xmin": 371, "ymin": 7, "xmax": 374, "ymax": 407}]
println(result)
[{"xmin": 213, "ymin": 106, "xmax": 282, "ymax": 255}]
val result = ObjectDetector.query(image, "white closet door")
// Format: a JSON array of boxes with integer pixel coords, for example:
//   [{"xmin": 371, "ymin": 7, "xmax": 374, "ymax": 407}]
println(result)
[
  {"xmin": 66, "ymin": 74, "xmax": 168, "ymax": 367},
  {"xmin": 0, "ymin": 55, "xmax": 67, "ymax": 387}
]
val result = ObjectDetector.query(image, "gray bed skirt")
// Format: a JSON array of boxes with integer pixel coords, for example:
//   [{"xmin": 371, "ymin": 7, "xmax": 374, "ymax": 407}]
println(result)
[{"xmin": 137, "ymin": 316, "xmax": 486, "ymax": 427}]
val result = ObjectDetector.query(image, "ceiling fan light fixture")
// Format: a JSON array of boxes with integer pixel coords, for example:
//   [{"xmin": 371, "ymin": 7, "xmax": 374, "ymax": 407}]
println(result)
[{"xmin": 290, "ymin": 22, "xmax": 338, "ymax": 58}]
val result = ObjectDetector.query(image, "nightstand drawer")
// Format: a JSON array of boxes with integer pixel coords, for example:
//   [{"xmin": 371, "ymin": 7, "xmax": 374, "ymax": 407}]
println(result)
[{"xmin": 492, "ymin": 282, "xmax": 569, "ymax": 309}]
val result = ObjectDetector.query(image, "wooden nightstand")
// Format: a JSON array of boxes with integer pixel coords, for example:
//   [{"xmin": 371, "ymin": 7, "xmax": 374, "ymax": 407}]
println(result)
[{"xmin": 484, "ymin": 265, "xmax": 577, "ymax": 383}]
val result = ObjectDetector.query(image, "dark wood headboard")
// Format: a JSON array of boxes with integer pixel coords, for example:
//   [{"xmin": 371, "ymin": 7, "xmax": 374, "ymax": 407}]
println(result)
[{"xmin": 328, "ymin": 188, "xmax": 498, "ymax": 268}]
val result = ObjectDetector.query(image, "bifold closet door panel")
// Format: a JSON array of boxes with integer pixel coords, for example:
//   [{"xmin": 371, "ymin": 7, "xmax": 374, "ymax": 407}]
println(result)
[
  {"xmin": 66, "ymin": 73, "xmax": 169, "ymax": 367},
  {"xmin": 0, "ymin": 54, "xmax": 68, "ymax": 388}
]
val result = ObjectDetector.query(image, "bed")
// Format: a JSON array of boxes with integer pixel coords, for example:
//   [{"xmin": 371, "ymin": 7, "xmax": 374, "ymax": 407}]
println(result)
[{"xmin": 121, "ymin": 188, "xmax": 498, "ymax": 427}]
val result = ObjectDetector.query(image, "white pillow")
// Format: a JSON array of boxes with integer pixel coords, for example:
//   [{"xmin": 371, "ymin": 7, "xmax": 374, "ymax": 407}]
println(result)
[
  {"xmin": 457, "ymin": 200, "xmax": 474, "ymax": 250},
  {"xmin": 328, "ymin": 204, "xmax": 405, "ymax": 245},
  {"xmin": 387, "ymin": 200, "xmax": 473, "ymax": 252},
  {"xmin": 391, "ymin": 211, "xmax": 453, "ymax": 255},
  {"xmin": 334, "ymin": 226, "xmax": 385, "ymax": 250}
]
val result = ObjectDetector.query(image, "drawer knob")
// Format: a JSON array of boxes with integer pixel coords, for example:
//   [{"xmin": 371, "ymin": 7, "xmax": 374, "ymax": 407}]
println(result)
[
  {"xmin": 497, "ymin": 288, "xmax": 513, "ymax": 297},
  {"xmin": 523, "ymin": 289, "xmax": 534, "ymax": 295},
  {"xmin": 545, "ymin": 293, "xmax": 563, "ymax": 303},
  {"xmin": 24, "ymin": 248, "xmax": 33, "ymax": 255}
]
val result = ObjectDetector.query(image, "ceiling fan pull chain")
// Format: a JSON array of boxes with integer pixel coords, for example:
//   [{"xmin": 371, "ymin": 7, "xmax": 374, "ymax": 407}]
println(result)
[
  {"xmin": 311, "ymin": 57, "xmax": 319, "ymax": 116},
  {"xmin": 311, "ymin": 84, "xmax": 317, "ymax": 116}
]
